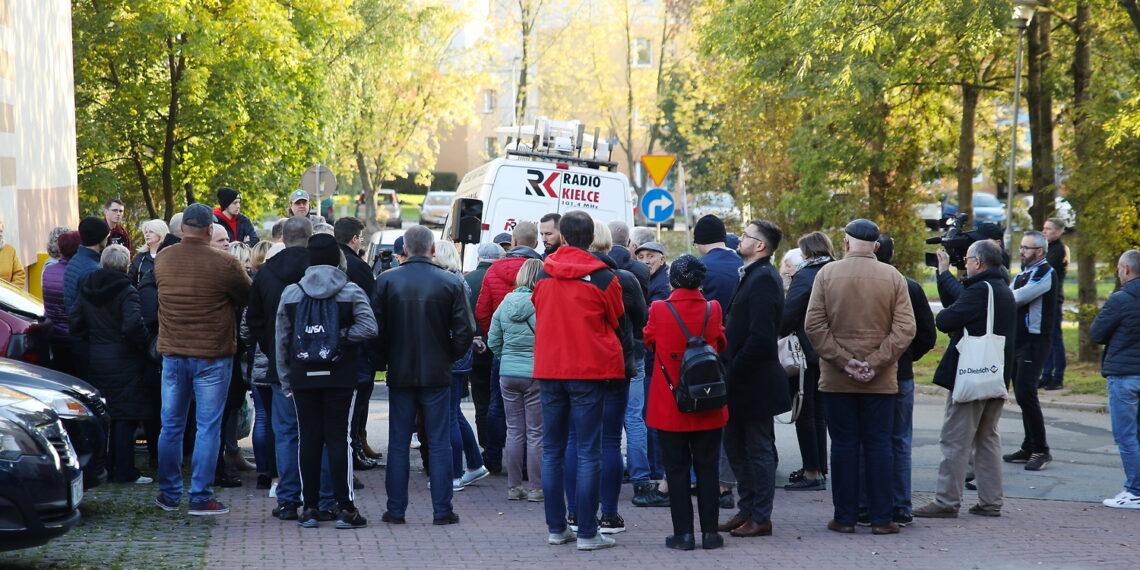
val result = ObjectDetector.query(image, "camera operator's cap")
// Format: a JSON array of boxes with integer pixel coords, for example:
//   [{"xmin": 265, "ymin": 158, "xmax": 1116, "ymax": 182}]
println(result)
[
  {"xmin": 392, "ymin": 236, "xmax": 405, "ymax": 256},
  {"xmin": 492, "ymin": 232, "xmax": 512, "ymax": 245},
  {"xmin": 844, "ymin": 218, "xmax": 880, "ymax": 242},
  {"xmin": 181, "ymin": 203, "xmax": 214, "ymax": 229},
  {"xmin": 972, "ymin": 222, "xmax": 1004, "ymax": 241},
  {"xmin": 290, "ymin": 189, "xmax": 309, "ymax": 203},
  {"xmin": 635, "ymin": 242, "xmax": 666, "ymax": 256}
]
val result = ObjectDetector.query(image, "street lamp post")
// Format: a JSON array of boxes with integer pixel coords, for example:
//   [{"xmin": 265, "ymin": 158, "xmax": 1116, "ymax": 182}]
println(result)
[{"xmin": 1005, "ymin": 0, "xmax": 1039, "ymax": 245}]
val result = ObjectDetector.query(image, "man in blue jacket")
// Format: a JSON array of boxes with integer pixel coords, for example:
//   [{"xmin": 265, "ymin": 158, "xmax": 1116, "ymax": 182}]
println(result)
[
  {"xmin": 693, "ymin": 214, "xmax": 743, "ymax": 509},
  {"xmin": 1091, "ymin": 250, "xmax": 1140, "ymax": 509}
]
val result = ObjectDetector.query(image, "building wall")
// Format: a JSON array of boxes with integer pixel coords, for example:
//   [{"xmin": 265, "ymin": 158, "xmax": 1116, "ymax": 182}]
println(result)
[{"xmin": 0, "ymin": 0, "xmax": 79, "ymax": 279}]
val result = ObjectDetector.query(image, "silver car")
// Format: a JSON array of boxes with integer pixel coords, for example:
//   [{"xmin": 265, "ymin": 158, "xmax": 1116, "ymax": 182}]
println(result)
[{"xmin": 419, "ymin": 191, "xmax": 455, "ymax": 227}]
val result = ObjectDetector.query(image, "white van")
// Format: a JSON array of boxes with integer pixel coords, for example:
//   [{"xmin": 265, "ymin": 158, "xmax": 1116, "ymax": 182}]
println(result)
[{"xmin": 445, "ymin": 119, "xmax": 635, "ymax": 270}]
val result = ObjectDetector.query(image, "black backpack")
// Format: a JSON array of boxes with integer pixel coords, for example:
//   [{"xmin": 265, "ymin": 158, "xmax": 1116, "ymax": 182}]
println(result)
[
  {"xmin": 291, "ymin": 284, "xmax": 342, "ymax": 364},
  {"xmin": 657, "ymin": 301, "xmax": 727, "ymax": 413}
]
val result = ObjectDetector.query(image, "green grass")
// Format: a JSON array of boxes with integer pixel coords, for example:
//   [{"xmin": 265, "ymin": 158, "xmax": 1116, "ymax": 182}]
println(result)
[
  {"xmin": 919, "ymin": 271, "xmax": 1116, "ymax": 303},
  {"xmin": 913, "ymin": 323, "xmax": 1104, "ymax": 396}
]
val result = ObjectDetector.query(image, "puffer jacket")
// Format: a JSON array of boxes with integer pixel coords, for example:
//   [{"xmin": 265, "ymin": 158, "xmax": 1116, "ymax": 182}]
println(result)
[
  {"xmin": 42, "ymin": 257, "xmax": 70, "ymax": 340},
  {"xmin": 275, "ymin": 265, "xmax": 377, "ymax": 393},
  {"xmin": 1091, "ymin": 277, "xmax": 1140, "ymax": 377},
  {"xmin": 69, "ymin": 268, "xmax": 152, "ymax": 420},
  {"xmin": 63, "ymin": 246, "xmax": 101, "ymax": 313},
  {"xmin": 488, "ymin": 287, "xmax": 536, "ymax": 378},
  {"xmin": 474, "ymin": 246, "xmax": 541, "ymax": 334}
]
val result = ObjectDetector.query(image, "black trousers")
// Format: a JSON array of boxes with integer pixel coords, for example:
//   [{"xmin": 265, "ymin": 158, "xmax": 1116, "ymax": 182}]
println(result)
[
  {"xmin": 109, "ymin": 419, "xmax": 142, "ymax": 483},
  {"xmin": 350, "ymin": 380, "xmax": 374, "ymax": 454},
  {"xmin": 659, "ymin": 428, "xmax": 722, "ymax": 535},
  {"xmin": 794, "ymin": 363, "xmax": 828, "ymax": 474},
  {"xmin": 468, "ymin": 352, "xmax": 493, "ymax": 452},
  {"xmin": 1013, "ymin": 336, "xmax": 1050, "ymax": 453},
  {"xmin": 294, "ymin": 387, "xmax": 357, "ymax": 510}
]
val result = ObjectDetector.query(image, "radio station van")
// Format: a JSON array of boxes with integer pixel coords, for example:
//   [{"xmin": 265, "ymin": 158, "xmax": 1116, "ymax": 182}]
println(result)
[{"xmin": 444, "ymin": 118, "xmax": 635, "ymax": 270}]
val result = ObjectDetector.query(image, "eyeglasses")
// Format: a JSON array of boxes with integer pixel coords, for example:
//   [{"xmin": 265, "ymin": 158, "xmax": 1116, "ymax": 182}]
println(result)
[
  {"xmin": 964, "ymin": 256, "xmax": 978, "ymax": 262},
  {"xmin": 1018, "ymin": 245, "xmax": 1042, "ymax": 251},
  {"xmin": 742, "ymin": 233, "xmax": 762, "ymax": 242}
]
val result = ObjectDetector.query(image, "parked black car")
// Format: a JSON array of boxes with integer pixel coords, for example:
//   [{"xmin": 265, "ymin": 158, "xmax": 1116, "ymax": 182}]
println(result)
[
  {"xmin": 0, "ymin": 388, "xmax": 83, "ymax": 551},
  {"xmin": 0, "ymin": 358, "xmax": 109, "ymax": 490}
]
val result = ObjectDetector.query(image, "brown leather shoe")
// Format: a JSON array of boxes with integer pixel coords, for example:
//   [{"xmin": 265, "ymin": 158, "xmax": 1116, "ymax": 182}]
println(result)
[
  {"xmin": 827, "ymin": 519, "xmax": 855, "ymax": 534},
  {"xmin": 871, "ymin": 522, "xmax": 900, "ymax": 535},
  {"xmin": 717, "ymin": 514, "xmax": 750, "ymax": 532},
  {"xmin": 729, "ymin": 519, "xmax": 772, "ymax": 537}
]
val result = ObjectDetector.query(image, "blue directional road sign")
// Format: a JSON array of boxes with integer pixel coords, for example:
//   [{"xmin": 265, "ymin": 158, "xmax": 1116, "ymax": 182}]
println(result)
[{"xmin": 641, "ymin": 188, "xmax": 675, "ymax": 224}]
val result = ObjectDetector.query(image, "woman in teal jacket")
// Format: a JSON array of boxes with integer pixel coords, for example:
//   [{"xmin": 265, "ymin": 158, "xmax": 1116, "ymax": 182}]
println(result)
[{"xmin": 488, "ymin": 258, "xmax": 544, "ymax": 501}]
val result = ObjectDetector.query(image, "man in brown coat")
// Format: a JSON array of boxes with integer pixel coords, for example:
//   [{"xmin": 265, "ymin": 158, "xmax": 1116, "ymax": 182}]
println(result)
[
  {"xmin": 153, "ymin": 203, "xmax": 252, "ymax": 516},
  {"xmin": 805, "ymin": 218, "xmax": 915, "ymax": 536}
]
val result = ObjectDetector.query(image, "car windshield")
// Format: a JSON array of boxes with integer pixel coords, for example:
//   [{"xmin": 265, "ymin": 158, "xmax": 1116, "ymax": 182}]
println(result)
[
  {"xmin": 0, "ymin": 281, "xmax": 43, "ymax": 319},
  {"xmin": 378, "ymin": 192, "xmax": 398, "ymax": 205},
  {"xmin": 426, "ymin": 194, "xmax": 452, "ymax": 206},
  {"xmin": 974, "ymin": 194, "xmax": 1000, "ymax": 207}
]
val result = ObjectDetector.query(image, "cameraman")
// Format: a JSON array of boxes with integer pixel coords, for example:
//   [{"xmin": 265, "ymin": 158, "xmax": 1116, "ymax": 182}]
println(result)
[{"xmin": 916, "ymin": 240, "xmax": 1015, "ymax": 518}]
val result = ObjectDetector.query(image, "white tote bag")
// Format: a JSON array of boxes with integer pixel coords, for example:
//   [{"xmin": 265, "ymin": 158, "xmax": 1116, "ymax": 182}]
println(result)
[{"xmin": 951, "ymin": 282, "xmax": 1008, "ymax": 403}]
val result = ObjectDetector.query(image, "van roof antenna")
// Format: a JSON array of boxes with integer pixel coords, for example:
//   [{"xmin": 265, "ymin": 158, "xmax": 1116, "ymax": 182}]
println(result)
[
  {"xmin": 531, "ymin": 118, "xmax": 540, "ymax": 153},
  {"xmin": 591, "ymin": 127, "xmax": 600, "ymax": 157},
  {"xmin": 576, "ymin": 123, "xmax": 586, "ymax": 158}
]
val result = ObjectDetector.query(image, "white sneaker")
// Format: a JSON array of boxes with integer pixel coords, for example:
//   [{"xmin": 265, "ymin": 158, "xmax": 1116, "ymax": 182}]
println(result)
[
  {"xmin": 1103, "ymin": 491, "xmax": 1140, "ymax": 509},
  {"xmin": 458, "ymin": 466, "xmax": 490, "ymax": 487},
  {"xmin": 577, "ymin": 532, "xmax": 616, "ymax": 551},
  {"xmin": 133, "ymin": 476, "xmax": 153, "ymax": 484},
  {"xmin": 268, "ymin": 482, "xmax": 277, "ymax": 498},
  {"xmin": 451, "ymin": 478, "xmax": 466, "ymax": 492},
  {"xmin": 410, "ymin": 434, "xmax": 421, "ymax": 449},
  {"xmin": 548, "ymin": 528, "xmax": 576, "ymax": 545}
]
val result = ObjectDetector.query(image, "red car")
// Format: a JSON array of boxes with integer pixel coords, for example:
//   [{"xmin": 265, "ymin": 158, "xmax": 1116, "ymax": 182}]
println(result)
[{"xmin": 0, "ymin": 281, "xmax": 51, "ymax": 365}]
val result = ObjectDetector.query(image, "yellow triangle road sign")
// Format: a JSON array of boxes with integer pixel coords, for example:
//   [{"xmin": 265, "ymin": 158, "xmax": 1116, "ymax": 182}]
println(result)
[{"xmin": 640, "ymin": 155, "xmax": 676, "ymax": 188}]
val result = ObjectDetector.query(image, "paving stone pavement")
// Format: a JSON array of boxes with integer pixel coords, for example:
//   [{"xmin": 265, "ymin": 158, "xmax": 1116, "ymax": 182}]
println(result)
[{"xmin": 205, "ymin": 398, "xmax": 1138, "ymax": 569}]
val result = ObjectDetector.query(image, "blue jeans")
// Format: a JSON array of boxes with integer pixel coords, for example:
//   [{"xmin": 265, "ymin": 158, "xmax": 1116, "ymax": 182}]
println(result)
[
  {"xmin": 566, "ymin": 379, "xmax": 628, "ymax": 517},
  {"xmin": 643, "ymin": 352, "xmax": 663, "ymax": 480},
  {"xmin": 892, "ymin": 381, "xmax": 915, "ymax": 511},
  {"xmin": 1041, "ymin": 302, "xmax": 1066, "ymax": 385},
  {"xmin": 485, "ymin": 357, "xmax": 506, "ymax": 469},
  {"xmin": 1107, "ymin": 376, "xmax": 1140, "ymax": 495},
  {"xmin": 451, "ymin": 373, "xmax": 484, "ymax": 477},
  {"xmin": 157, "ymin": 356, "xmax": 232, "ymax": 505},
  {"xmin": 252, "ymin": 386, "xmax": 275, "ymax": 476},
  {"xmin": 624, "ymin": 357, "xmax": 650, "ymax": 484},
  {"xmin": 824, "ymin": 392, "xmax": 895, "ymax": 527},
  {"xmin": 386, "ymin": 386, "xmax": 453, "ymax": 519},
  {"xmin": 271, "ymin": 384, "xmax": 302, "ymax": 507},
  {"xmin": 541, "ymin": 379, "xmax": 604, "ymax": 538}
]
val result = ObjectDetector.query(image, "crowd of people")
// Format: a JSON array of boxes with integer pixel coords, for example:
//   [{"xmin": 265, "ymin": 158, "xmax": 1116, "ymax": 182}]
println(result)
[{"xmin": 3, "ymin": 184, "xmax": 1139, "ymax": 549}]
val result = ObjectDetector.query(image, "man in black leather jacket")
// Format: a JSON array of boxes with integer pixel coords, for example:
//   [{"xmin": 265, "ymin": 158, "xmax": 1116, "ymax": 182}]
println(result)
[{"xmin": 371, "ymin": 225, "xmax": 474, "ymax": 526}]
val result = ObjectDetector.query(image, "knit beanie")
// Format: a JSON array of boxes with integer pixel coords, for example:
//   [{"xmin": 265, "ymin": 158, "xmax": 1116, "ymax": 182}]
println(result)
[
  {"xmin": 669, "ymin": 254, "xmax": 707, "ymax": 290},
  {"xmin": 217, "ymin": 187, "xmax": 240, "ymax": 210},
  {"xmin": 308, "ymin": 233, "xmax": 341, "ymax": 267},
  {"xmin": 78, "ymin": 216, "xmax": 110, "ymax": 247},
  {"xmin": 693, "ymin": 215, "xmax": 727, "ymax": 245}
]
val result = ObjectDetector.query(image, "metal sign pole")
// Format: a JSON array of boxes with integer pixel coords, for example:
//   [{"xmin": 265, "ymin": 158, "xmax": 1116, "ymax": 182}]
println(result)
[{"xmin": 677, "ymin": 161, "xmax": 690, "ymax": 255}]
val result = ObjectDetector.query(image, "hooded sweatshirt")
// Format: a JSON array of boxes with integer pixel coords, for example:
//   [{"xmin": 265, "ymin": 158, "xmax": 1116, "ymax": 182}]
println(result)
[
  {"xmin": 531, "ymin": 246, "xmax": 625, "ymax": 380},
  {"xmin": 487, "ymin": 286, "xmax": 537, "ymax": 378},
  {"xmin": 274, "ymin": 265, "xmax": 378, "ymax": 393}
]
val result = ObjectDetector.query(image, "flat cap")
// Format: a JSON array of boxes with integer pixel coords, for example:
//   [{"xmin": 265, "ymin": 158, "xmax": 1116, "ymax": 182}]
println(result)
[
  {"xmin": 844, "ymin": 218, "xmax": 880, "ymax": 242},
  {"xmin": 634, "ymin": 242, "xmax": 666, "ymax": 256},
  {"xmin": 182, "ymin": 203, "xmax": 214, "ymax": 228}
]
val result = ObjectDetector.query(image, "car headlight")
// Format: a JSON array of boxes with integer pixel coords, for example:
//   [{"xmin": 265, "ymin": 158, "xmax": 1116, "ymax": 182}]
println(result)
[
  {"xmin": 0, "ymin": 417, "xmax": 40, "ymax": 460},
  {"xmin": 6, "ymin": 386, "xmax": 95, "ymax": 420}
]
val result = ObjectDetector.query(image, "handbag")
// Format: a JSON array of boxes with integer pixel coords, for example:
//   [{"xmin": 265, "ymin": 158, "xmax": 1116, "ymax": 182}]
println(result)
[
  {"xmin": 951, "ymin": 282, "xmax": 1008, "ymax": 403},
  {"xmin": 777, "ymin": 332, "xmax": 806, "ymax": 376},
  {"xmin": 775, "ymin": 333, "xmax": 805, "ymax": 424}
]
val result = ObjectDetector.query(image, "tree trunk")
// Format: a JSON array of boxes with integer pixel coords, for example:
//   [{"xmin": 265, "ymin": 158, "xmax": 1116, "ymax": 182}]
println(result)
[
  {"xmin": 515, "ymin": 1, "xmax": 533, "ymax": 125},
  {"xmin": 1071, "ymin": 0, "xmax": 1097, "ymax": 362},
  {"xmin": 161, "ymin": 41, "xmax": 185, "ymax": 220},
  {"xmin": 129, "ymin": 145, "xmax": 158, "ymax": 219},
  {"xmin": 1026, "ymin": 7, "xmax": 1056, "ymax": 229},
  {"xmin": 356, "ymin": 149, "xmax": 380, "ymax": 234},
  {"xmin": 1122, "ymin": 0, "xmax": 1140, "ymax": 37},
  {"xmin": 956, "ymin": 83, "xmax": 979, "ymax": 227}
]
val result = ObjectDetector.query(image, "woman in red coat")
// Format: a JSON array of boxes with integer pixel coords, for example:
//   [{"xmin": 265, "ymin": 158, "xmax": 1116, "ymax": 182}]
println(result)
[{"xmin": 643, "ymin": 254, "xmax": 728, "ymax": 551}]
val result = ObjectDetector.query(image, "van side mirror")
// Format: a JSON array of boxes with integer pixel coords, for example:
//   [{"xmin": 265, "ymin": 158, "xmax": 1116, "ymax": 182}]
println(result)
[{"xmin": 449, "ymin": 198, "xmax": 483, "ymax": 244}]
